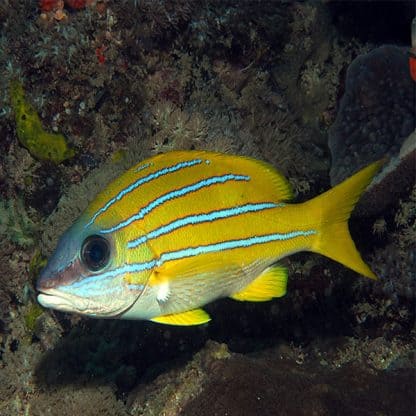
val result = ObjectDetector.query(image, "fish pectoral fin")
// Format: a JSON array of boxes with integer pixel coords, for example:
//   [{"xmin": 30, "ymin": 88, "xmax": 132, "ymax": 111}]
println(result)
[
  {"xmin": 230, "ymin": 265, "xmax": 288, "ymax": 302},
  {"xmin": 151, "ymin": 257, "xmax": 242, "ymax": 282},
  {"xmin": 150, "ymin": 308, "xmax": 211, "ymax": 326},
  {"xmin": 150, "ymin": 258, "xmax": 244, "ymax": 309}
]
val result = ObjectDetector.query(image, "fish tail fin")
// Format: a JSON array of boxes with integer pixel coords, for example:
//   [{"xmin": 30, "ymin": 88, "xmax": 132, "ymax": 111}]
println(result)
[{"xmin": 307, "ymin": 160, "xmax": 384, "ymax": 279}]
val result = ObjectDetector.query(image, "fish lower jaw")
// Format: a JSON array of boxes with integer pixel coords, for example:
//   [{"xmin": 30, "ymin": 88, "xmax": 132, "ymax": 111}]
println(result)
[
  {"xmin": 37, "ymin": 289, "xmax": 134, "ymax": 318},
  {"xmin": 37, "ymin": 289, "xmax": 78, "ymax": 313}
]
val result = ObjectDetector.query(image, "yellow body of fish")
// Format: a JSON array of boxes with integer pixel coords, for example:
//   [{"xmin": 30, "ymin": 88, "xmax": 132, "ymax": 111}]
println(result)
[{"xmin": 37, "ymin": 151, "xmax": 380, "ymax": 325}]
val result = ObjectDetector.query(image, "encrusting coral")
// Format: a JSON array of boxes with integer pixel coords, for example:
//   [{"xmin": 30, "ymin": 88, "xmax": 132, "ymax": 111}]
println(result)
[
  {"xmin": 9, "ymin": 80, "xmax": 75, "ymax": 164},
  {"xmin": 328, "ymin": 45, "xmax": 414, "ymax": 185},
  {"xmin": 356, "ymin": 131, "xmax": 416, "ymax": 217}
]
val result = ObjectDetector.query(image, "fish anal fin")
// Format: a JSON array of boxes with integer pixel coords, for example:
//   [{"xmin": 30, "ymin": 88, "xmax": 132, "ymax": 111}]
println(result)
[
  {"xmin": 230, "ymin": 265, "xmax": 288, "ymax": 302},
  {"xmin": 150, "ymin": 308, "xmax": 211, "ymax": 326}
]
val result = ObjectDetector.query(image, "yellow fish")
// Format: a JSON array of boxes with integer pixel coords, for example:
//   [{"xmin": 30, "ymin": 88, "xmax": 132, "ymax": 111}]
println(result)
[{"xmin": 37, "ymin": 151, "xmax": 381, "ymax": 325}]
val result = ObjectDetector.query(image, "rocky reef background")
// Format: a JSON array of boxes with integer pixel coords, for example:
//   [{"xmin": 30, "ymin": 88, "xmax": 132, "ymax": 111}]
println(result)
[{"xmin": 0, "ymin": 1, "xmax": 414, "ymax": 415}]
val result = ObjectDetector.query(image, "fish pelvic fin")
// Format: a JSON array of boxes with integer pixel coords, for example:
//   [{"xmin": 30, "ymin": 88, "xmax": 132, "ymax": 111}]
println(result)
[
  {"xmin": 306, "ymin": 160, "xmax": 384, "ymax": 279},
  {"xmin": 150, "ymin": 308, "xmax": 211, "ymax": 326}
]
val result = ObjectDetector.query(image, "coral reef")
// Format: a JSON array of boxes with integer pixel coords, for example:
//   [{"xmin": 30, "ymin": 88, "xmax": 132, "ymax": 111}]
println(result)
[
  {"xmin": 328, "ymin": 45, "xmax": 415, "ymax": 185},
  {"xmin": 356, "ymin": 130, "xmax": 416, "ymax": 217},
  {"xmin": 125, "ymin": 339, "xmax": 414, "ymax": 415},
  {"xmin": 30, "ymin": 384, "xmax": 128, "ymax": 416},
  {"xmin": 127, "ymin": 341, "xmax": 230, "ymax": 415},
  {"xmin": 0, "ymin": 196, "xmax": 37, "ymax": 247},
  {"xmin": 179, "ymin": 341, "xmax": 413, "ymax": 416},
  {"xmin": 0, "ymin": 1, "xmax": 414, "ymax": 415}
]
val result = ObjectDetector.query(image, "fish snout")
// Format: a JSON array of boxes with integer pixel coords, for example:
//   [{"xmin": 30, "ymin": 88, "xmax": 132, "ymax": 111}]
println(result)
[
  {"xmin": 36, "ymin": 259, "xmax": 86, "ymax": 312},
  {"xmin": 37, "ymin": 259, "xmax": 81, "ymax": 292}
]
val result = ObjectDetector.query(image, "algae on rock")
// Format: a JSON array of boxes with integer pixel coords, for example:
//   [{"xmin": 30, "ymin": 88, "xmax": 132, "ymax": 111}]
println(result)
[{"xmin": 9, "ymin": 80, "xmax": 74, "ymax": 164}]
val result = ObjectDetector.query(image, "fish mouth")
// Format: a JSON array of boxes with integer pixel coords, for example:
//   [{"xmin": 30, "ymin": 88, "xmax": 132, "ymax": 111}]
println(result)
[
  {"xmin": 37, "ymin": 288, "xmax": 80, "ymax": 313},
  {"xmin": 37, "ymin": 288, "xmax": 136, "ymax": 317}
]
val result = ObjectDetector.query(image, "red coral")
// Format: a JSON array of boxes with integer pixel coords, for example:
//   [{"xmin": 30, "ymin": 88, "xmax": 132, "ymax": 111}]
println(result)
[
  {"xmin": 65, "ymin": 0, "xmax": 87, "ymax": 9},
  {"xmin": 39, "ymin": 0, "xmax": 60, "ymax": 12},
  {"xmin": 95, "ymin": 45, "xmax": 106, "ymax": 65},
  {"xmin": 39, "ymin": 0, "xmax": 88, "ymax": 12}
]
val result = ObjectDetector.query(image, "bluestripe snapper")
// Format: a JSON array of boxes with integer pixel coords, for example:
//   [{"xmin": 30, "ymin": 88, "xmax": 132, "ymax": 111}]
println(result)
[{"xmin": 37, "ymin": 151, "xmax": 381, "ymax": 325}]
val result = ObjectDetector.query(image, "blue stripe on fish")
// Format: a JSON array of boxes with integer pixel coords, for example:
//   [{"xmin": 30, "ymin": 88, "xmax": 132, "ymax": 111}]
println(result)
[
  {"xmin": 100, "ymin": 174, "xmax": 250, "ymax": 234},
  {"xmin": 62, "ymin": 230, "xmax": 316, "ymax": 295},
  {"xmin": 83, "ymin": 262, "xmax": 157, "ymax": 285},
  {"xmin": 60, "ymin": 262, "xmax": 155, "ymax": 295},
  {"xmin": 85, "ymin": 158, "xmax": 203, "ymax": 228},
  {"xmin": 127, "ymin": 202, "xmax": 283, "ymax": 248},
  {"xmin": 156, "ymin": 230, "xmax": 317, "ymax": 265}
]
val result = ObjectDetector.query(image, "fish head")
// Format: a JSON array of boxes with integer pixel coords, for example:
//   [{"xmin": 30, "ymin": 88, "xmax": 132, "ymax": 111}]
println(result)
[{"xmin": 37, "ymin": 216, "xmax": 149, "ymax": 318}]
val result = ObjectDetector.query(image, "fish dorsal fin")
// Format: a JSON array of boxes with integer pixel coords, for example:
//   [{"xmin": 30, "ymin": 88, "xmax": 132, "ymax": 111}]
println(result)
[
  {"xmin": 150, "ymin": 308, "xmax": 210, "ymax": 326},
  {"xmin": 230, "ymin": 265, "xmax": 288, "ymax": 302},
  {"xmin": 243, "ymin": 156, "xmax": 294, "ymax": 201},
  {"xmin": 165, "ymin": 150, "xmax": 294, "ymax": 201},
  {"xmin": 207, "ymin": 151, "xmax": 294, "ymax": 201}
]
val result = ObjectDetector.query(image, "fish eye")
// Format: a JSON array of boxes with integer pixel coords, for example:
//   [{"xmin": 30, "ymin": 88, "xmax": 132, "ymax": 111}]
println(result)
[{"xmin": 81, "ymin": 235, "xmax": 110, "ymax": 271}]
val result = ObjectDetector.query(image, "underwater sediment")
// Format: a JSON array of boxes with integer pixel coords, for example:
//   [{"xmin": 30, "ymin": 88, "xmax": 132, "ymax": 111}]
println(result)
[{"xmin": 0, "ymin": 1, "xmax": 414, "ymax": 415}]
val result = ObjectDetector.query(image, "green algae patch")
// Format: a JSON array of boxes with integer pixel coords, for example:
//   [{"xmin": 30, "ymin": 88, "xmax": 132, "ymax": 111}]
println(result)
[
  {"xmin": 111, "ymin": 149, "xmax": 127, "ymax": 163},
  {"xmin": 29, "ymin": 250, "xmax": 47, "ymax": 281},
  {"xmin": 24, "ymin": 303, "xmax": 44, "ymax": 332},
  {"xmin": 9, "ymin": 80, "xmax": 75, "ymax": 163}
]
